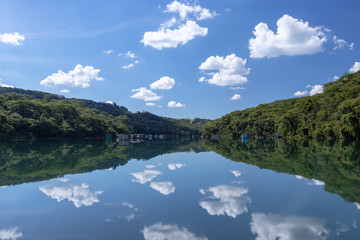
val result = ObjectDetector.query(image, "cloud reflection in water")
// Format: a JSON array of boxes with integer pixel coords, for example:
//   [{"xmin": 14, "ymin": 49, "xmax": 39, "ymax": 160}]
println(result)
[
  {"xmin": 142, "ymin": 223, "xmax": 208, "ymax": 240},
  {"xmin": 39, "ymin": 183, "xmax": 103, "ymax": 208},
  {"xmin": 250, "ymin": 213, "xmax": 329, "ymax": 240},
  {"xmin": 199, "ymin": 185, "xmax": 251, "ymax": 218},
  {"xmin": 0, "ymin": 227, "xmax": 22, "ymax": 240},
  {"xmin": 130, "ymin": 170, "xmax": 162, "ymax": 184},
  {"xmin": 150, "ymin": 181, "xmax": 175, "ymax": 195}
]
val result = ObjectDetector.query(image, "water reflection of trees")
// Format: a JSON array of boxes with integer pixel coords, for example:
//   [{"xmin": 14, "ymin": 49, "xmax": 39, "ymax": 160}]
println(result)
[
  {"xmin": 203, "ymin": 139, "xmax": 360, "ymax": 204},
  {"xmin": 0, "ymin": 139, "xmax": 207, "ymax": 187}
]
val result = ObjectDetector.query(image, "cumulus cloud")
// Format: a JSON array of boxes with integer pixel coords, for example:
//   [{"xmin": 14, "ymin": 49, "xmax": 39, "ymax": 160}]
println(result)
[
  {"xmin": 141, "ymin": 1, "xmax": 216, "ymax": 50},
  {"xmin": 0, "ymin": 79, "xmax": 14, "ymax": 88},
  {"xmin": 168, "ymin": 163, "xmax": 186, "ymax": 170},
  {"xmin": 230, "ymin": 94, "xmax": 241, "ymax": 100},
  {"xmin": 130, "ymin": 87, "xmax": 162, "ymax": 101},
  {"xmin": 150, "ymin": 181, "xmax": 176, "ymax": 195},
  {"xmin": 105, "ymin": 101, "xmax": 114, "ymax": 105},
  {"xmin": 39, "ymin": 183, "xmax": 103, "ymax": 208},
  {"xmin": 0, "ymin": 227, "xmax": 22, "ymax": 240},
  {"xmin": 59, "ymin": 89, "xmax": 70, "ymax": 94},
  {"xmin": 150, "ymin": 76, "xmax": 176, "ymax": 90},
  {"xmin": 130, "ymin": 170, "xmax": 162, "ymax": 184},
  {"xmin": 199, "ymin": 185, "xmax": 251, "ymax": 218},
  {"xmin": 199, "ymin": 54, "xmax": 250, "ymax": 86},
  {"xmin": 40, "ymin": 64, "xmax": 104, "ymax": 88},
  {"xmin": 349, "ymin": 62, "xmax": 360, "ymax": 73},
  {"xmin": 164, "ymin": 0, "xmax": 217, "ymax": 21},
  {"xmin": 0, "ymin": 32, "xmax": 25, "ymax": 46},
  {"xmin": 231, "ymin": 170, "xmax": 241, "ymax": 177},
  {"xmin": 142, "ymin": 223, "xmax": 208, "ymax": 240},
  {"xmin": 294, "ymin": 90, "xmax": 308, "ymax": 97},
  {"xmin": 168, "ymin": 100, "xmax": 185, "ymax": 107},
  {"xmin": 141, "ymin": 20, "xmax": 208, "ymax": 50},
  {"xmin": 308, "ymin": 85, "xmax": 323, "ymax": 96},
  {"xmin": 123, "ymin": 60, "xmax": 140, "ymax": 69},
  {"xmin": 251, "ymin": 213, "xmax": 329, "ymax": 240},
  {"xmin": 249, "ymin": 14, "xmax": 327, "ymax": 58}
]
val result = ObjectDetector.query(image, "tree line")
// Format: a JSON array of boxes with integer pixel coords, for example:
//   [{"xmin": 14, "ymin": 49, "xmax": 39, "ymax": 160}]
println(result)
[{"xmin": 0, "ymin": 88, "xmax": 210, "ymax": 138}]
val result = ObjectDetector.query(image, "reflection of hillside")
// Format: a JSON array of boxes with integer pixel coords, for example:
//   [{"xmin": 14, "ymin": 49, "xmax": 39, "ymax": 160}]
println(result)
[
  {"xmin": 204, "ymin": 139, "xmax": 360, "ymax": 203},
  {"xmin": 0, "ymin": 139, "xmax": 207, "ymax": 187}
]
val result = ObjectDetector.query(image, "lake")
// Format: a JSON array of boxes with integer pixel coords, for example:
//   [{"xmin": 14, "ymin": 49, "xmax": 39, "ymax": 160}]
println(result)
[{"xmin": 0, "ymin": 138, "xmax": 359, "ymax": 239}]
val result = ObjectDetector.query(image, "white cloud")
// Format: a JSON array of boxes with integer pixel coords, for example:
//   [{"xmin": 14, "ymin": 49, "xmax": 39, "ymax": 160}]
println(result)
[
  {"xmin": 164, "ymin": 0, "xmax": 217, "ymax": 21},
  {"xmin": 146, "ymin": 102, "xmax": 157, "ymax": 106},
  {"xmin": 106, "ymin": 101, "xmax": 114, "ymax": 105},
  {"xmin": 199, "ymin": 185, "xmax": 251, "ymax": 218},
  {"xmin": 0, "ymin": 227, "xmax": 22, "ymax": 240},
  {"xmin": 130, "ymin": 87, "xmax": 162, "ymax": 101},
  {"xmin": 39, "ymin": 183, "xmax": 103, "ymax": 208},
  {"xmin": 294, "ymin": 90, "xmax": 308, "ymax": 97},
  {"xmin": 168, "ymin": 163, "xmax": 186, "ymax": 170},
  {"xmin": 150, "ymin": 181, "xmax": 176, "ymax": 195},
  {"xmin": 230, "ymin": 94, "xmax": 241, "ymax": 100},
  {"xmin": 349, "ymin": 62, "xmax": 360, "ymax": 73},
  {"xmin": 141, "ymin": 20, "xmax": 208, "ymax": 50},
  {"xmin": 103, "ymin": 49, "xmax": 114, "ymax": 54},
  {"xmin": 40, "ymin": 64, "xmax": 104, "ymax": 88},
  {"xmin": 168, "ymin": 100, "xmax": 185, "ymax": 108},
  {"xmin": 198, "ymin": 76, "xmax": 206, "ymax": 82},
  {"xmin": 130, "ymin": 170, "xmax": 162, "ymax": 184},
  {"xmin": 0, "ymin": 79, "xmax": 14, "ymax": 88},
  {"xmin": 249, "ymin": 14, "xmax": 327, "ymax": 58},
  {"xmin": 333, "ymin": 75, "xmax": 339, "ymax": 81},
  {"xmin": 142, "ymin": 223, "xmax": 208, "ymax": 240},
  {"xmin": 231, "ymin": 170, "xmax": 241, "ymax": 177},
  {"xmin": 333, "ymin": 36, "xmax": 354, "ymax": 51},
  {"xmin": 150, "ymin": 76, "xmax": 176, "ymax": 90},
  {"xmin": 0, "ymin": 32, "xmax": 25, "ymax": 46},
  {"xmin": 59, "ymin": 89, "xmax": 70, "ymax": 94},
  {"xmin": 199, "ymin": 54, "xmax": 250, "ymax": 86},
  {"xmin": 126, "ymin": 51, "xmax": 136, "ymax": 58},
  {"xmin": 251, "ymin": 213, "xmax": 329, "ymax": 240},
  {"xmin": 123, "ymin": 60, "xmax": 140, "ymax": 69},
  {"xmin": 126, "ymin": 213, "xmax": 135, "ymax": 221},
  {"xmin": 230, "ymin": 86, "xmax": 245, "ymax": 90},
  {"xmin": 309, "ymin": 85, "xmax": 323, "ymax": 96}
]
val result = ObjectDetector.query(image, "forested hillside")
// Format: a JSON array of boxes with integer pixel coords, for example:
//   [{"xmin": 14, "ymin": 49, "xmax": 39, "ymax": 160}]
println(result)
[
  {"xmin": 0, "ymin": 88, "xmax": 210, "ymax": 138},
  {"xmin": 203, "ymin": 71, "xmax": 360, "ymax": 140}
]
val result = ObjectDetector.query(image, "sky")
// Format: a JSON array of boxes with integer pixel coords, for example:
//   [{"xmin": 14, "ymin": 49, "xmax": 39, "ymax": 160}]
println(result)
[{"xmin": 0, "ymin": 0, "xmax": 359, "ymax": 120}]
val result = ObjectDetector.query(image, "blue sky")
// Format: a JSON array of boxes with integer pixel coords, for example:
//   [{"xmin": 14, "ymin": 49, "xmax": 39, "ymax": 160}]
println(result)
[{"xmin": 0, "ymin": 0, "xmax": 359, "ymax": 119}]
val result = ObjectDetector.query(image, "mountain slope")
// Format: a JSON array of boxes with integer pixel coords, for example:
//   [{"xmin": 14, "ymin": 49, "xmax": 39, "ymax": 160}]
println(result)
[
  {"xmin": 0, "ymin": 88, "xmax": 210, "ymax": 138},
  {"xmin": 203, "ymin": 71, "xmax": 360, "ymax": 139}
]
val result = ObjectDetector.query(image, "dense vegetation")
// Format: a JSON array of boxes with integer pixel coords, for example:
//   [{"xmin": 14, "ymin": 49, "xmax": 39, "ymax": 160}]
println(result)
[
  {"xmin": 0, "ymin": 87, "xmax": 210, "ymax": 138},
  {"xmin": 204, "ymin": 139, "xmax": 360, "ymax": 204},
  {"xmin": 0, "ymin": 139, "xmax": 206, "ymax": 186},
  {"xmin": 203, "ymin": 71, "xmax": 360, "ymax": 139}
]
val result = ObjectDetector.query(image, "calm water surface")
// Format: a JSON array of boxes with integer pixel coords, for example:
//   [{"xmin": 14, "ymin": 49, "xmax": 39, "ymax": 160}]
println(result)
[{"xmin": 0, "ymin": 139, "xmax": 359, "ymax": 239}]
